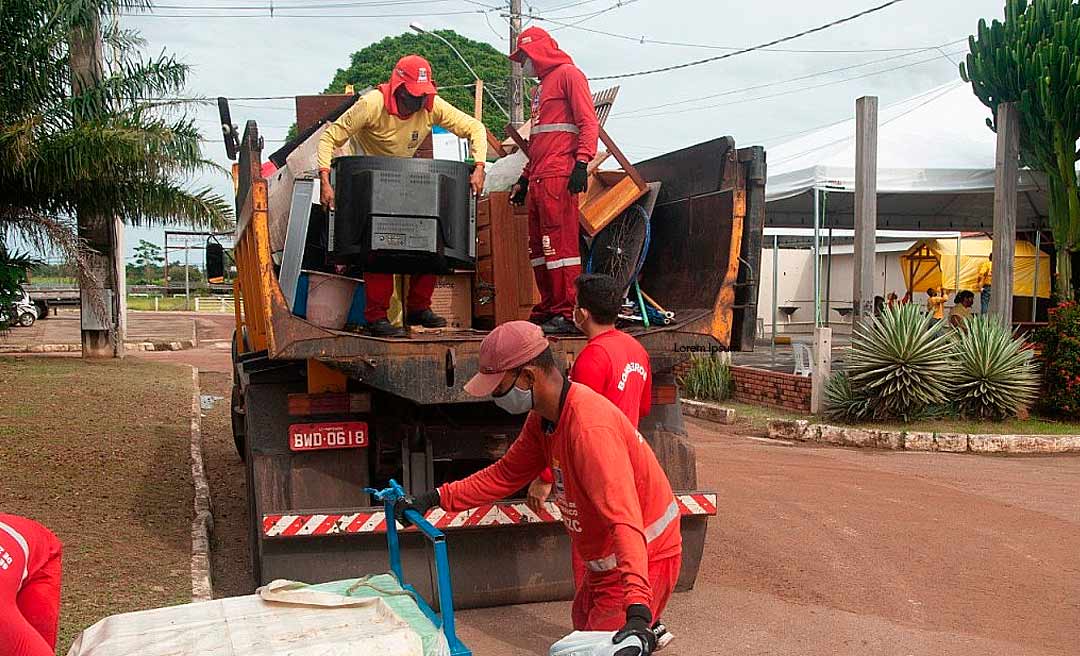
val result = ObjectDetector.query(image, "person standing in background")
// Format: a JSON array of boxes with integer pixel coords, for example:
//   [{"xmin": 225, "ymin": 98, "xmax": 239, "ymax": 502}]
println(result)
[
  {"xmin": 926, "ymin": 288, "xmax": 946, "ymax": 323},
  {"xmin": 978, "ymin": 253, "xmax": 993, "ymax": 314}
]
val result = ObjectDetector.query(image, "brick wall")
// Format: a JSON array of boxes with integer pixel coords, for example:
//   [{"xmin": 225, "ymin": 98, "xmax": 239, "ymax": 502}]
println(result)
[{"xmin": 730, "ymin": 365, "xmax": 811, "ymax": 413}]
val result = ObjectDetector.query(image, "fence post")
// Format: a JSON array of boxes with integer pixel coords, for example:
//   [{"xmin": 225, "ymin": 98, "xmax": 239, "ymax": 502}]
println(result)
[
  {"xmin": 810, "ymin": 327, "xmax": 832, "ymax": 415},
  {"xmin": 154, "ymin": 296, "xmax": 159, "ymax": 312}
]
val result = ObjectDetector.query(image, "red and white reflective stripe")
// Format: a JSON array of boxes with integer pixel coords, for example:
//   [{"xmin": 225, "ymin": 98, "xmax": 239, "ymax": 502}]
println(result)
[
  {"xmin": 530, "ymin": 257, "xmax": 546, "ymax": 268},
  {"xmin": 588, "ymin": 499, "xmax": 681, "ymax": 572},
  {"xmin": 546, "ymin": 256, "xmax": 581, "ymax": 270},
  {"xmin": 531, "ymin": 123, "xmax": 580, "ymax": 135},
  {"xmin": 262, "ymin": 494, "xmax": 716, "ymax": 538}
]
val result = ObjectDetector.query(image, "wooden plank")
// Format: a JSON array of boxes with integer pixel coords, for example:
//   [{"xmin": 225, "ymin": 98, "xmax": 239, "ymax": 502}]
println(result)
[
  {"xmin": 253, "ymin": 454, "xmax": 291, "ymax": 513},
  {"xmin": 503, "ymin": 122, "xmax": 530, "ymax": 155},
  {"xmin": 474, "ymin": 79, "xmax": 484, "ymax": 120},
  {"xmin": 598, "ymin": 126, "xmax": 647, "ymax": 190},
  {"xmin": 579, "ymin": 175, "xmax": 649, "ymax": 236},
  {"xmin": 853, "ymin": 96, "xmax": 878, "ymax": 324},
  {"xmin": 991, "ymin": 102, "xmax": 1018, "ymax": 324}
]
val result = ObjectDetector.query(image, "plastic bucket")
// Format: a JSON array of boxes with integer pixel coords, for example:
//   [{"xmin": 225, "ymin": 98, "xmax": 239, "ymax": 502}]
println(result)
[{"xmin": 302, "ymin": 270, "xmax": 361, "ymax": 330}]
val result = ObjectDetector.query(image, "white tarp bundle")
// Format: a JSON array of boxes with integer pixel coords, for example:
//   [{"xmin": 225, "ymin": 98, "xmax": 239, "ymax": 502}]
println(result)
[
  {"xmin": 66, "ymin": 579, "xmax": 429, "ymax": 656},
  {"xmin": 765, "ymin": 82, "xmax": 1044, "ymax": 202}
]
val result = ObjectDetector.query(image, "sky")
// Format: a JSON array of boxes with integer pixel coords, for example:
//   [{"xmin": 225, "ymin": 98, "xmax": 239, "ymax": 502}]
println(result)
[{"xmin": 18, "ymin": 0, "xmax": 1009, "ymax": 267}]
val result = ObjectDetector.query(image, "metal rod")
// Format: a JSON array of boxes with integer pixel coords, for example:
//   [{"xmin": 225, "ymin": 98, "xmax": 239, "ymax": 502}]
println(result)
[
  {"xmin": 771, "ymin": 234, "xmax": 778, "ymax": 366},
  {"xmin": 825, "ymin": 192, "xmax": 833, "ymax": 326},
  {"xmin": 954, "ymin": 235, "xmax": 962, "ymax": 295},
  {"xmin": 813, "ymin": 188, "xmax": 821, "ymax": 326},
  {"xmin": 1032, "ymin": 229, "xmax": 1041, "ymax": 322}
]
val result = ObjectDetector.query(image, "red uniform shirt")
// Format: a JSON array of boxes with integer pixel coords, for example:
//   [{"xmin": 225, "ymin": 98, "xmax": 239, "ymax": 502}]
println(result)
[
  {"xmin": 570, "ymin": 328, "xmax": 651, "ymax": 427},
  {"xmin": 516, "ymin": 32, "xmax": 599, "ymax": 180},
  {"xmin": 439, "ymin": 383, "xmax": 681, "ymax": 610}
]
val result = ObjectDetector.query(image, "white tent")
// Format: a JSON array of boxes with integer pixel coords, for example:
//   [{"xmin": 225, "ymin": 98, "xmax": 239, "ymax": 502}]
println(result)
[{"xmin": 764, "ymin": 82, "xmax": 1048, "ymax": 231}]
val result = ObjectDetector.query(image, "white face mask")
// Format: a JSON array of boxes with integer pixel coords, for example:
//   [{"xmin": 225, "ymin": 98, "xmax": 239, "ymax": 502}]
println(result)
[
  {"xmin": 521, "ymin": 57, "xmax": 537, "ymax": 79},
  {"xmin": 493, "ymin": 371, "xmax": 534, "ymax": 415}
]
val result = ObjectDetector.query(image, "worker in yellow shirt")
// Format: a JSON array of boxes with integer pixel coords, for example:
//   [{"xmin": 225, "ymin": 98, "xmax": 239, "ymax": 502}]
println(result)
[
  {"xmin": 926, "ymin": 288, "xmax": 945, "ymax": 322},
  {"xmin": 977, "ymin": 253, "xmax": 993, "ymax": 314},
  {"xmin": 317, "ymin": 54, "xmax": 488, "ymax": 337}
]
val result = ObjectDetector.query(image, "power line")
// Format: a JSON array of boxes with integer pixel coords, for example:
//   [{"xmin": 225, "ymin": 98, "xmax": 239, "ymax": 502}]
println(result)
[
  {"xmin": 587, "ymin": 0, "xmax": 911, "ymax": 81},
  {"xmin": 150, "ymin": 0, "xmax": 467, "ymax": 9},
  {"xmin": 122, "ymin": 7, "xmax": 490, "ymax": 17},
  {"xmin": 606, "ymin": 49, "xmax": 964, "ymax": 121},
  {"xmin": 612, "ymin": 39, "xmax": 964, "ymax": 118}
]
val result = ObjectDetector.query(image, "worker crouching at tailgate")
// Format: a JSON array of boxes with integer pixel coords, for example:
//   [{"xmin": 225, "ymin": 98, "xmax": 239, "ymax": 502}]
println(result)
[
  {"xmin": 318, "ymin": 55, "xmax": 488, "ymax": 337},
  {"xmin": 508, "ymin": 27, "xmax": 600, "ymax": 335},
  {"xmin": 396, "ymin": 321, "xmax": 680, "ymax": 655}
]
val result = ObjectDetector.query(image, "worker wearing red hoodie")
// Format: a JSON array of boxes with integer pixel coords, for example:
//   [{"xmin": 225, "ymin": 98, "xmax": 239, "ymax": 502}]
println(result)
[
  {"xmin": 508, "ymin": 27, "xmax": 600, "ymax": 335},
  {"xmin": 319, "ymin": 55, "xmax": 488, "ymax": 337},
  {"xmin": 396, "ymin": 321, "xmax": 680, "ymax": 655},
  {"xmin": 0, "ymin": 514, "xmax": 63, "ymax": 656}
]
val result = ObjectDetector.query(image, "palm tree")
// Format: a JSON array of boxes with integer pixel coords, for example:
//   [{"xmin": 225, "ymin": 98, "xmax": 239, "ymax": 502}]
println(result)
[{"xmin": 0, "ymin": 0, "xmax": 232, "ymax": 291}]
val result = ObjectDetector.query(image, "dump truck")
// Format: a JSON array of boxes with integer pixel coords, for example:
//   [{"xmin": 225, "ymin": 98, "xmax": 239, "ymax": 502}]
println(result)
[{"xmin": 223, "ymin": 93, "xmax": 765, "ymax": 608}]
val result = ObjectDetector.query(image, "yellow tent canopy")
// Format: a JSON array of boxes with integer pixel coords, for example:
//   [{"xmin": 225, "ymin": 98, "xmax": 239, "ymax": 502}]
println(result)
[{"xmin": 900, "ymin": 238, "xmax": 1051, "ymax": 299}]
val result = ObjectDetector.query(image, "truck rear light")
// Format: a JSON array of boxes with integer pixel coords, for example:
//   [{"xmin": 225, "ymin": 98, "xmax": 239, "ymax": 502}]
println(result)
[{"xmin": 288, "ymin": 392, "xmax": 371, "ymax": 416}]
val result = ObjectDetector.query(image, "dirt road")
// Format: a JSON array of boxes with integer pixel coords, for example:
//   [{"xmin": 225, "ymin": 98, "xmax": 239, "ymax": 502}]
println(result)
[{"xmin": 158, "ymin": 346, "xmax": 1080, "ymax": 655}]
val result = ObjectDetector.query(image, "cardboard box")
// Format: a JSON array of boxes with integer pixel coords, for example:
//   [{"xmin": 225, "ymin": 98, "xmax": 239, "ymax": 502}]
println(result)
[{"xmin": 428, "ymin": 274, "xmax": 473, "ymax": 329}]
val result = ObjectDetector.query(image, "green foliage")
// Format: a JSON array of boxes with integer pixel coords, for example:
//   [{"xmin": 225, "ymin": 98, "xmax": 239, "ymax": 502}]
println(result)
[
  {"xmin": 132, "ymin": 239, "xmax": 164, "ymax": 267},
  {"xmin": 1036, "ymin": 301, "xmax": 1080, "ymax": 417},
  {"xmin": 846, "ymin": 304, "xmax": 956, "ymax": 421},
  {"xmin": 0, "ymin": 0, "xmax": 232, "ymax": 277},
  {"xmin": 823, "ymin": 372, "xmax": 871, "ymax": 423},
  {"xmin": 960, "ymin": 0, "xmax": 1080, "ymax": 299},
  {"xmin": 322, "ymin": 31, "xmax": 517, "ymax": 140},
  {"xmin": 952, "ymin": 314, "xmax": 1040, "ymax": 419},
  {"xmin": 679, "ymin": 354, "xmax": 732, "ymax": 403}
]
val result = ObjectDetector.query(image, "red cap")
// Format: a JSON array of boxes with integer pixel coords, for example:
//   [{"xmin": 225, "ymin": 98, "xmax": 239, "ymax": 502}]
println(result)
[
  {"xmin": 393, "ymin": 54, "xmax": 438, "ymax": 97},
  {"xmin": 464, "ymin": 321, "xmax": 550, "ymax": 397},
  {"xmin": 509, "ymin": 26, "xmax": 550, "ymax": 63}
]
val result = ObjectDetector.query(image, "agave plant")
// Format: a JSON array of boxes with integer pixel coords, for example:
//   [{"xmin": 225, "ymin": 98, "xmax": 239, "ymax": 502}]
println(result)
[
  {"xmin": 846, "ymin": 303, "xmax": 956, "ymax": 421},
  {"xmin": 952, "ymin": 314, "xmax": 1040, "ymax": 419},
  {"xmin": 823, "ymin": 372, "xmax": 871, "ymax": 423}
]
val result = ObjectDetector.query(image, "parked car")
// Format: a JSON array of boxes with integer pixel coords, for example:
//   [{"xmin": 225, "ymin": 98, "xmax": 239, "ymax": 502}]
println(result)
[{"xmin": 1, "ymin": 289, "xmax": 44, "ymax": 327}]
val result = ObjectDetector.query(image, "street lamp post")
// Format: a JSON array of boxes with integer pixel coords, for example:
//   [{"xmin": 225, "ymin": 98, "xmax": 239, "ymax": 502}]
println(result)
[{"xmin": 410, "ymin": 22, "xmax": 510, "ymax": 120}]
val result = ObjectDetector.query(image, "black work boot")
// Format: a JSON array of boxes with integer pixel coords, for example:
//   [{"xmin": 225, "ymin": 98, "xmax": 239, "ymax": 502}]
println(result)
[
  {"xmin": 541, "ymin": 315, "xmax": 578, "ymax": 335},
  {"xmin": 367, "ymin": 318, "xmax": 405, "ymax": 337},
  {"xmin": 652, "ymin": 620, "xmax": 674, "ymax": 651},
  {"xmin": 406, "ymin": 308, "xmax": 448, "ymax": 328}
]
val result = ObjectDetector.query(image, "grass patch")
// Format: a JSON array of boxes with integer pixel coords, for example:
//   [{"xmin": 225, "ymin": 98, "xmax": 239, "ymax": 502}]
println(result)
[
  {"xmin": 717, "ymin": 401, "xmax": 1080, "ymax": 436},
  {"xmin": 0, "ymin": 357, "xmax": 193, "ymax": 652},
  {"xmin": 126, "ymin": 295, "xmax": 194, "ymax": 311}
]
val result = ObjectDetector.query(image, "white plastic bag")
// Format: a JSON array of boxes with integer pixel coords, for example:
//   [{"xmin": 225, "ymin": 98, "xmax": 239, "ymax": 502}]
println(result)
[
  {"xmin": 482, "ymin": 150, "xmax": 528, "ymax": 194},
  {"xmin": 549, "ymin": 631, "xmax": 647, "ymax": 656}
]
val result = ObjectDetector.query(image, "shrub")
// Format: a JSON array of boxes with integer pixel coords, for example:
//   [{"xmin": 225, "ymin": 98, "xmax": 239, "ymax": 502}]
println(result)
[
  {"xmin": 1036, "ymin": 302, "xmax": 1080, "ymax": 417},
  {"xmin": 952, "ymin": 314, "xmax": 1040, "ymax": 419},
  {"xmin": 824, "ymin": 372, "xmax": 870, "ymax": 422},
  {"xmin": 679, "ymin": 354, "xmax": 732, "ymax": 403},
  {"xmin": 846, "ymin": 303, "xmax": 956, "ymax": 421}
]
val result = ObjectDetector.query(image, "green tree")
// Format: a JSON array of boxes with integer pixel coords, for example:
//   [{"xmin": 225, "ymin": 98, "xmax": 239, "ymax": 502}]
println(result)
[
  {"xmin": 318, "ymin": 31, "xmax": 515, "ymax": 139},
  {"xmin": 132, "ymin": 239, "xmax": 164, "ymax": 268},
  {"xmin": 0, "ymin": 0, "xmax": 232, "ymax": 285},
  {"xmin": 960, "ymin": 0, "xmax": 1080, "ymax": 299}
]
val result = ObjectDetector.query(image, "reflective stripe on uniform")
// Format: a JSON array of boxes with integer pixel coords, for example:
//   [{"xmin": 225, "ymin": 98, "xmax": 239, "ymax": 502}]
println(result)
[
  {"xmin": 0, "ymin": 520, "xmax": 30, "ymax": 586},
  {"xmin": 531, "ymin": 123, "xmax": 580, "ymax": 135},
  {"xmin": 546, "ymin": 256, "xmax": 581, "ymax": 270},
  {"xmin": 584, "ymin": 500, "xmax": 680, "ymax": 572},
  {"xmin": 530, "ymin": 257, "xmax": 546, "ymax": 267}
]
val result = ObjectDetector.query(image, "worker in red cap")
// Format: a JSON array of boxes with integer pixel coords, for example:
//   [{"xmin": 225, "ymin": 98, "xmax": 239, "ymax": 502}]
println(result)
[
  {"xmin": 0, "ymin": 514, "xmax": 63, "ymax": 656},
  {"xmin": 396, "ymin": 320, "xmax": 680, "ymax": 655},
  {"xmin": 318, "ymin": 54, "xmax": 488, "ymax": 337},
  {"xmin": 508, "ymin": 26, "xmax": 600, "ymax": 335}
]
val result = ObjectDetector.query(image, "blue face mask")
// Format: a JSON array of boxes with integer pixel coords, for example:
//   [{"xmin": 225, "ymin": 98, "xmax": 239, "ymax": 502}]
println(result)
[{"xmin": 493, "ymin": 371, "xmax": 534, "ymax": 415}]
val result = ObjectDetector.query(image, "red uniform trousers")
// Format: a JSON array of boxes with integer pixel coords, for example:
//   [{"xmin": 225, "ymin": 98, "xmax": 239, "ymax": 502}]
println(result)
[
  {"xmin": 527, "ymin": 176, "xmax": 581, "ymax": 320},
  {"xmin": 0, "ymin": 517, "xmax": 63, "ymax": 656},
  {"xmin": 363, "ymin": 273, "xmax": 436, "ymax": 324},
  {"xmin": 571, "ymin": 553, "xmax": 680, "ymax": 631}
]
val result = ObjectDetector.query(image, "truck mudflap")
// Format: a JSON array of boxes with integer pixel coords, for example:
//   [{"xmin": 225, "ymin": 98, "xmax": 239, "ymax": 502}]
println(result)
[{"xmin": 254, "ymin": 493, "xmax": 716, "ymax": 610}]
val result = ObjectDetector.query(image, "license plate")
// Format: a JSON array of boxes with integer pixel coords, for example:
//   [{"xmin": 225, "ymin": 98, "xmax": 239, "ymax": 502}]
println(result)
[{"xmin": 288, "ymin": 422, "xmax": 368, "ymax": 452}]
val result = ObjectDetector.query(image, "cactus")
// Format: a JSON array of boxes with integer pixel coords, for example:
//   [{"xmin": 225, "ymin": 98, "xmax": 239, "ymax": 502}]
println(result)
[{"xmin": 960, "ymin": 0, "xmax": 1080, "ymax": 299}]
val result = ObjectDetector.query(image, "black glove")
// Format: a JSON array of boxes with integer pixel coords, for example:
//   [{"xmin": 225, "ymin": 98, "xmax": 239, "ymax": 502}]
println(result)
[
  {"xmin": 568, "ymin": 161, "xmax": 589, "ymax": 194},
  {"xmin": 392, "ymin": 489, "xmax": 440, "ymax": 526},
  {"xmin": 510, "ymin": 176, "xmax": 529, "ymax": 206},
  {"xmin": 612, "ymin": 604, "xmax": 656, "ymax": 655}
]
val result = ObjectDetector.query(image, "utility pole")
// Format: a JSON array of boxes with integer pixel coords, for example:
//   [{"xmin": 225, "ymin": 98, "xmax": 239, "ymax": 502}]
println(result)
[
  {"xmin": 509, "ymin": 0, "xmax": 525, "ymax": 126},
  {"xmin": 991, "ymin": 102, "xmax": 1019, "ymax": 326},
  {"xmin": 853, "ymin": 96, "xmax": 878, "ymax": 325},
  {"xmin": 70, "ymin": 14, "xmax": 126, "ymax": 358}
]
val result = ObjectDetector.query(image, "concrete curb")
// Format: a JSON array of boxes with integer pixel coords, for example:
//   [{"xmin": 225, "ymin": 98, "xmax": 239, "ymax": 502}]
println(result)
[
  {"xmin": 767, "ymin": 419, "xmax": 1080, "ymax": 455},
  {"xmin": 680, "ymin": 399, "xmax": 736, "ymax": 424},
  {"xmin": 0, "ymin": 340, "xmax": 195, "ymax": 354},
  {"xmin": 189, "ymin": 367, "xmax": 214, "ymax": 602}
]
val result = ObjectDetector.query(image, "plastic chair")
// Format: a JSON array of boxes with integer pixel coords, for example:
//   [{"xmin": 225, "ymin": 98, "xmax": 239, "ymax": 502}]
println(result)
[{"xmin": 793, "ymin": 342, "xmax": 813, "ymax": 377}]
